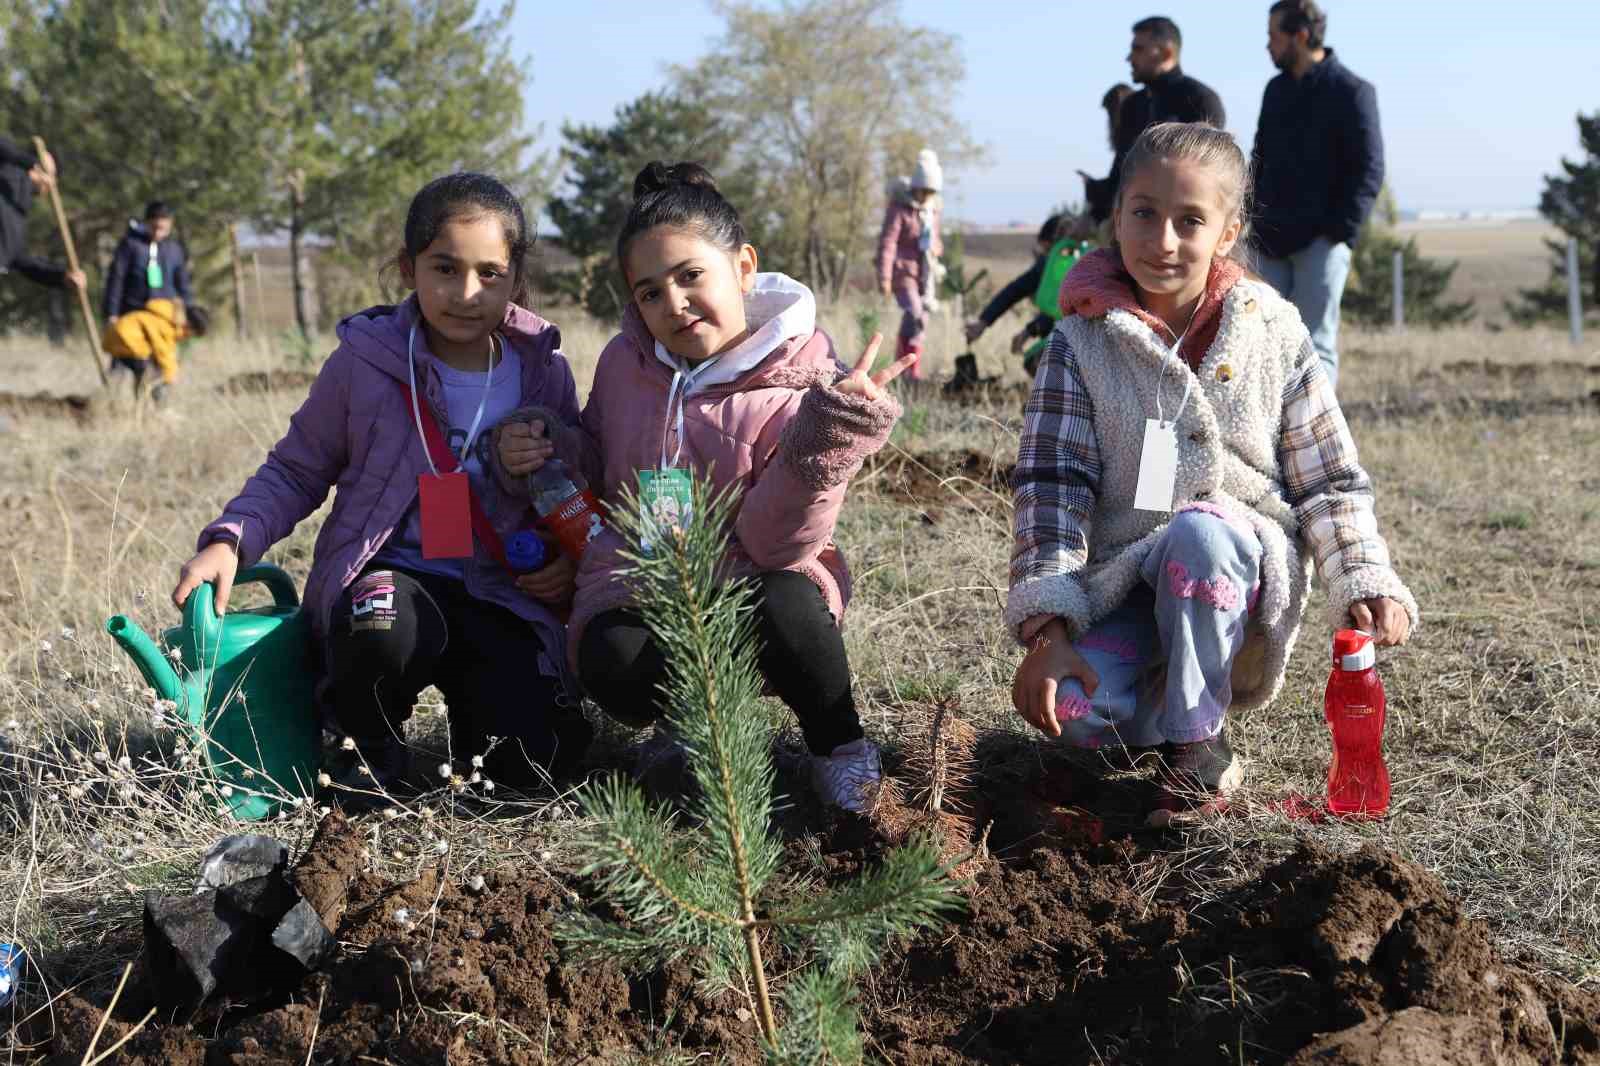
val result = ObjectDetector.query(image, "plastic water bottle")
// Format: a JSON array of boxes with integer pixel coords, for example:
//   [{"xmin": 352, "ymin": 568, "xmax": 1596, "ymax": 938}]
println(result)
[
  {"xmin": 528, "ymin": 459, "xmax": 604, "ymax": 561},
  {"xmin": 1325, "ymin": 629, "xmax": 1389, "ymax": 818},
  {"xmin": 0, "ymin": 943, "xmax": 24, "ymax": 1008},
  {"xmin": 505, "ymin": 531, "xmax": 547, "ymax": 574}
]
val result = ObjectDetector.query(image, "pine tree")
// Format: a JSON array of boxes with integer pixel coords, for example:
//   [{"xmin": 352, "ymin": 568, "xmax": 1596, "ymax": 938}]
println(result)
[
  {"xmin": 546, "ymin": 91, "xmax": 757, "ymax": 319},
  {"xmin": 1508, "ymin": 111, "xmax": 1599, "ymax": 326},
  {"xmin": 560, "ymin": 479, "xmax": 962, "ymax": 1060},
  {"xmin": 1340, "ymin": 185, "xmax": 1475, "ymax": 327}
]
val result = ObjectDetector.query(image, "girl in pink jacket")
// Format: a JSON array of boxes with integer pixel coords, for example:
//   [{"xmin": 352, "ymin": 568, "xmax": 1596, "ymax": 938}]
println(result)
[
  {"xmin": 875, "ymin": 148, "xmax": 944, "ymax": 380},
  {"xmin": 497, "ymin": 162, "xmax": 913, "ymax": 813},
  {"xmin": 171, "ymin": 174, "xmax": 592, "ymax": 806}
]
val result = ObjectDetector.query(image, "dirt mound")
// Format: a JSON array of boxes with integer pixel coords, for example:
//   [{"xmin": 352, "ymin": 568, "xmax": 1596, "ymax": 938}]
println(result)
[
  {"xmin": 862, "ymin": 448, "xmax": 1014, "ymax": 516},
  {"xmin": 0, "ymin": 390, "xmax": 95, "ymax": 423},
  {"xmin": 880, "ymin": 843, "xmax": 1599, "ymax": 1064},
  {"xmin": 45, "ymin": 812, "xmax": 1600, "ymax": 1065},
  {"xmin": 216, "ymin": 369, "xmax": 319, "ymax": 396}
]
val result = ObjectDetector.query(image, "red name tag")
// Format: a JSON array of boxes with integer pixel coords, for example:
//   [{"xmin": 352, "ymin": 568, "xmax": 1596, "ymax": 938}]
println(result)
[{"xmin": 418, "ymin": 471, "xmax": 473, "ymax": 559}]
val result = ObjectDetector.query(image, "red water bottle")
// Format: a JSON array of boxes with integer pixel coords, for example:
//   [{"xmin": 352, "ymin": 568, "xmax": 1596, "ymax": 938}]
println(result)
[
  {"xmin": 528, "ymin": 459, "xmax": 604, "ymax": 561},
  {"xmin": 1325, "ymin": 629, "xmax": 1389, "ymax": 818}
]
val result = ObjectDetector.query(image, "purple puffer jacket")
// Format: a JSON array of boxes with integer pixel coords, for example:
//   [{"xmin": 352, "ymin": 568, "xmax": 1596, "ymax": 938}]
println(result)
[{"xmin": 199, "ymin": 296, "xmax": 581, "ymax": 684}]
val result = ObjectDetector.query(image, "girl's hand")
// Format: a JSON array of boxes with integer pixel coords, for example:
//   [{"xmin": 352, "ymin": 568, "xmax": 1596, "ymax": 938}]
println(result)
[
  {"xmin": 1350, "ymin": 597, "xmax": 1410, "ymax": 647},
  {"xmin": 173, "ymin": 540, "xmax": 240, "ymax": 615},
  {"xmin": 963, "ymin": 319, "xmax": 986, "ymax": 344},
  {"xmin": 879, "ymin": 280, "xmax": 893, "ymax": 299},
  {"xmin": 1011, "ymin": 619, "xmax": 1100, "ymax": 738},
  {"xmin": 499, "ymin": 418, "xmax": 554, "ymax": 478},
  {"xmin": 514, "ymin": 551, "xmax": 576, "ymax": 608},
  {"xmin": 833, "ymin": 333, "xmax": 913, "ymax": 403}
]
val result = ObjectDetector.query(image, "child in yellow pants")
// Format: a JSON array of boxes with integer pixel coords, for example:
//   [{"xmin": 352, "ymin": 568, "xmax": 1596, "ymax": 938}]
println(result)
[{"xmin": 101, "ymin": 298, "xmax": 208, "ymax": 403}]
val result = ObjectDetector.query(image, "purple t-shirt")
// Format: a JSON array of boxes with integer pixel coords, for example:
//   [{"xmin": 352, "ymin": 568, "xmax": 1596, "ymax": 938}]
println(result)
[{"xmin": 374, "ymin": 344, "xmax": 524, "ymax": 580}]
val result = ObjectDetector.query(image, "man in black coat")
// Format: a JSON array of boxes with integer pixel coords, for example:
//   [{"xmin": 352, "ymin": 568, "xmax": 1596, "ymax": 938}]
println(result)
[
  {"xmin": 103, "ymin": 201, "xmax": 192, "ymax": 328},
  {"xmin": 1252, "ymin": 0, "xmax": 1384, "ymax": 392},
  {"xmin": 1083, "ymin": 17, "xmax": 1227, "ymax": 222},
  {"xmin": 0, "ymin": 137, "xmax": 86, "ymax": 293}
]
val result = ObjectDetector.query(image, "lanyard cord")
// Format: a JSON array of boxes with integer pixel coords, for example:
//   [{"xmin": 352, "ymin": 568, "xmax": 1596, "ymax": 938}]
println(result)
[
  {"xmin": 659, "ymin": 355, "xmax": 714, "ymax": 470},
  {"xmin": 1153, "ymin": 300, "xmax": 1201, "ymax": 428},
  {"xmin": 408, "ymin": 321, "xmax": 498, "ymax": 476}
]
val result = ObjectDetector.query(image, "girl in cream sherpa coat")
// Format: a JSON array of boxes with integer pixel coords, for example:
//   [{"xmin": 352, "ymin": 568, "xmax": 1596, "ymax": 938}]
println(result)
[{"xmin": 1008, "ymin": 122, "xmax": 1418, "ymax": 826}]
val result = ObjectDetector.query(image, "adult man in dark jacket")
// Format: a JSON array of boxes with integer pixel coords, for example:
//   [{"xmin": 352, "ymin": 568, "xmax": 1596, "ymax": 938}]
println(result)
[
  {"xmin": 1084, "ymin": 17, "xmax": 1226, "ymax": 222},
  {"xmin": 0, "ymin": 136, "xmax": 86, "ymax": 293},
  {"xmin": 103, "ymin": 201, "xmax": 192, "ymax": 326},
  {"xmin": 1252, "ymin": 0, "xmax": 1383, "ymax": 392}
]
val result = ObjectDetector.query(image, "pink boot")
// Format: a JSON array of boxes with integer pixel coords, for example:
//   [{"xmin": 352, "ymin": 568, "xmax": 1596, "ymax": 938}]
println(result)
[{"xmin": 900, "ymin": 338, "xmax": 924, "ymax": 381}]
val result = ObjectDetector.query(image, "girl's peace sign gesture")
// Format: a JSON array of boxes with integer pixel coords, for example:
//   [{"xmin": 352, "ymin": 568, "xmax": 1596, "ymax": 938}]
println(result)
[{"xmin": 832, "ymin": 332, "xmax": 916, "ymax": 403}]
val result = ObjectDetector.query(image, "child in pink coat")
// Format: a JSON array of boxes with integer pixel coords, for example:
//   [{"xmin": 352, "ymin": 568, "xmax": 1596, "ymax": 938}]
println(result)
[
  {"xmin": 496, "ymin": 161, "xmax": 913, "ymax": 813},
  {"xmin": 876, "ymin": 148, "xmax": 944, "ymax": 380}
]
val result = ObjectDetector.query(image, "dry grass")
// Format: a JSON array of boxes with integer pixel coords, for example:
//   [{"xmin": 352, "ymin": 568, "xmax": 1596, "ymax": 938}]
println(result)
[{"xmin": 0, "ymin": 294, "xmax": 1596, "ymax": 1056}]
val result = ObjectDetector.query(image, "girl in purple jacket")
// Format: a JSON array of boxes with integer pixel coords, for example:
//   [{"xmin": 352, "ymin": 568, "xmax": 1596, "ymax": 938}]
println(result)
[
  {"xmin": 875, "ymin": 148, "xmax": 944, "ymax": 380},
  {"xmin": 172, "ymin": 174, "xmax": 592, "ymax": 806}
]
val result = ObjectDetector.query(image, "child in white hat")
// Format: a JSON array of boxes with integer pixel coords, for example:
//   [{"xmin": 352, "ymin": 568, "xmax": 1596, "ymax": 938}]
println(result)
[{"xmin": 875, "ymin": 148, "xmax": 944, "ymax": 380}]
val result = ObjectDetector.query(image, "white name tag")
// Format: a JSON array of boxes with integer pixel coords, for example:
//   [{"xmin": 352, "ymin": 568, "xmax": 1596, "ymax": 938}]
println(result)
[{"xmin": 1133, "ymin": 419, "xmax": 1179, "ymax": 513}]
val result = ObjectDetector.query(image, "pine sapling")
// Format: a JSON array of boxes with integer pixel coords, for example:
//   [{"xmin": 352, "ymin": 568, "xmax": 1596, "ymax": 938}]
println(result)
[{"xmin": 559, "ymin": 478, "xmax": 963, "ymax": 1059}]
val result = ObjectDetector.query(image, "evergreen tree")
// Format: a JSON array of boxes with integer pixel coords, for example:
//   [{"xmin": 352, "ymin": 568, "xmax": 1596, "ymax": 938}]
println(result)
[
  {"xmin": 1507, "ymin": 111, "xmax": 1599, "ymax": 326},
  {"xmin": 1, "ymin": 0, "xmax": 544, "ymax": 337},
  {"xmin": 222, "ymin": 0, "xmax": 544, "ymax": 334},
  {"xmin": 0, "ymin": 0, "xmax": 264, "ymax": 333},
  {"xmin": 560, "ymin": 479, "xmax": 961, "ymax": 1061},
  {"xmin": 1340, "ymin": 184, "xmax": 1475, "ymax": 328},
  {"xmin": 546, "ymin": 91, "xmax": 754, "ymax": 319}
]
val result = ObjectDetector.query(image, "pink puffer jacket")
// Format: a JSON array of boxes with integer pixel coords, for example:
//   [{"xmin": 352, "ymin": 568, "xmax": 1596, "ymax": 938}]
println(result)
[
  {"xmin": 492, "ymin": 274, "xmax": 900, "ymax": 671},
  {"xmin": 876, "ymin": 199, "xmax": 943, "ymax": 294}
]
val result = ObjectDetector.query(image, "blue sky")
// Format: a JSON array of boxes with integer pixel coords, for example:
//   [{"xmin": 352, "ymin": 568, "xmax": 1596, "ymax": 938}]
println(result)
[{"xmin": 510, "ymin": 1, "xmax": 1598, "ymax": 225}]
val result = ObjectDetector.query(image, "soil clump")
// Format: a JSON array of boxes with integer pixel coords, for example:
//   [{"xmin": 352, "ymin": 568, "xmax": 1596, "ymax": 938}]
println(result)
[{"xmin": 43, "ymin": 780, "xmax": 1600, "ymax": 1065}]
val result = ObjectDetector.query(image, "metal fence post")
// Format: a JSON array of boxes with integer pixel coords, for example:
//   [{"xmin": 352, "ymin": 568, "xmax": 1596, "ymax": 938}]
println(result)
[
  {"xmin": 1568, "ymin": 237, "xmax": 1584, "ymax": 346},
  {"xmin": 1392, "ymin": 249, "xmax": 1404, "ymax": 330}
]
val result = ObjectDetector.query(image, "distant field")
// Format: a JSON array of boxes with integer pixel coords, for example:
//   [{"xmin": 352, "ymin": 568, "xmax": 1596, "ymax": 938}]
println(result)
[{"xmin": 956, "ymin": 219, "xmax": 1560, "ymax": 327}]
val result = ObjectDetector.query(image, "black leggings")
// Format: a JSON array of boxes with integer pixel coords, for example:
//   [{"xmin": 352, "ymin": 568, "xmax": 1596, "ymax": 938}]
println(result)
[
  {"xmin": 578, "ymin": 570, "xmax": 864, "ymax": 756},
  {"xmin": 327, "ymin": 566, "xmax": 591, "ymax": 786}
]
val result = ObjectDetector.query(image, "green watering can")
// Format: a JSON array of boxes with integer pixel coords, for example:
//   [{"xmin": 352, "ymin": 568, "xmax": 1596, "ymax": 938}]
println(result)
[{"xmin": 106, "ymin": 564, "xmax": 321, "ymax": 821}]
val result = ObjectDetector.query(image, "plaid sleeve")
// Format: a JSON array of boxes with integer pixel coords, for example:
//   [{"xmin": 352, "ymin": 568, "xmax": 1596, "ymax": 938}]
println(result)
[
  {"xmin": 1010, "ymin": 329, "xmax": 1099, "ymax": 586},
  {"xmin": 1278, "ymin": 345, "xmax": 1418, "ymax": 627}
]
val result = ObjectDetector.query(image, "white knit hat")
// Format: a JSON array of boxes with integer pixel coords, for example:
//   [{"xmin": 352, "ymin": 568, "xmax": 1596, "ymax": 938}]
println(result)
[{"xmin": 911, "ymin": 148, "xmax": 943, "ymax": 192}]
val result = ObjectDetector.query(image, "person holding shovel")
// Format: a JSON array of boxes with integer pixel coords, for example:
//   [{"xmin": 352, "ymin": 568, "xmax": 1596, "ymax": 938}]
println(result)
[{"xmin": 0, "ymin": 137, "xmax": 86, "ymax": 293}]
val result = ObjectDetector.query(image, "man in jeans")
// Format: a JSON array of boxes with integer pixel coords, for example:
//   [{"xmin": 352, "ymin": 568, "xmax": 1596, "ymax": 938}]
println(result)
[{"xmin": 1251, "ymin": 0, "xmax": 1383, "ymax": 392}]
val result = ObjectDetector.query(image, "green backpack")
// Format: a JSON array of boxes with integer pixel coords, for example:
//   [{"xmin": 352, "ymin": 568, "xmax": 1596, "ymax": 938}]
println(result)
[{"xmin": 1033, "ymin": 238, "xmax": 1094, "ymax": 318}]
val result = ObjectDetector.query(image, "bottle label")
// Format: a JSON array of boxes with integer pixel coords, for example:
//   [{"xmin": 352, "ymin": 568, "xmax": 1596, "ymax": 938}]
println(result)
[
  {"xmin": 542, "ymin": 489, "xmax": 605, "ymax": 560},
  {"xmin": 1342, "ymin": 704, "xmax": 1375, "ymax": 717}
]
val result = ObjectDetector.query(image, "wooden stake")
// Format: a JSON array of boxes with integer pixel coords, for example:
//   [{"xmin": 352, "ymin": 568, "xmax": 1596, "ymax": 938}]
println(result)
[
  {"xmin": 251, "ymin": 250, "xmax": 266, "ymax": 335},
  {"xmin": 229, "ymin": 221, "xmax": 248, "ymax": 338},
  {"xmin": 31, "ymin": 136, "xmax": 108, "ymax": 386}
]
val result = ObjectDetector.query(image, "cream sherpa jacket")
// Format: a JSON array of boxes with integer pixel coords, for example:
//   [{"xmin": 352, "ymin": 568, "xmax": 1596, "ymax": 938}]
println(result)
[{"xmin": 1007, "ymin": 251, "xmax": 1418, "ymax": 710}]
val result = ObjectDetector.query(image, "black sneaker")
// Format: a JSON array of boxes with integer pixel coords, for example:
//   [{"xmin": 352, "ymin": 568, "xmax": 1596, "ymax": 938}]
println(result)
[
  {"xmin": 327, "ymin": 735, "xmax": 409, "ymax": 812},
  {"xmin": 1147, "ymin": 728, "xmax": 1244, "ymax": 828}
]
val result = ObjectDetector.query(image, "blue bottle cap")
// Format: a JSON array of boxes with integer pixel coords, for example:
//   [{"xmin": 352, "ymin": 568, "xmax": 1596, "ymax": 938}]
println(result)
[
  {"xmin": 506, "ymin": 531, "xmax": 547, "ymax": 573},
  {"xmin": 0, "ymin": 943, "xmax": 24, "ymax": 1008}
]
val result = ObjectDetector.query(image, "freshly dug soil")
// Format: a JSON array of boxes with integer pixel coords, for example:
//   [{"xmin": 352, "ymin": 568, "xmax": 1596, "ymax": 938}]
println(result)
[
  {"xmin": 45, "ymin": 808, "xmax": 1600, "ymax": 1065},
  {"xmin": 862, "ymin": 448, "xmax": 1015, "ymax": 518}
]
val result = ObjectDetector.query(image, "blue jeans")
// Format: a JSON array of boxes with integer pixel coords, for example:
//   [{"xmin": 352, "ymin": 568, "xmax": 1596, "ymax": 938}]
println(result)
[
  {"xmin": 1257, "ymin": 237, "xmax": 1352, "ymax": 392},
  {"xmin": 1054, "ymin": 508, "xmax": 1262, "ymax": 749}
]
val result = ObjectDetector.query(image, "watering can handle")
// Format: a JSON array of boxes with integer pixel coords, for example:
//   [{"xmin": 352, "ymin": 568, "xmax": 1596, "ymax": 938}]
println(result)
[{"xmin": 182, "ymin": 563, "xmax": 300, "ymax": 653}]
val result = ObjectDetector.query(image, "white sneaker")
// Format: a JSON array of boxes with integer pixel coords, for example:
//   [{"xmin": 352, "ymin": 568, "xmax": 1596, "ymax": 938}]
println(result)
[{"xmin": 811, "ymin": 738, "xmax": 882, "ymax": 813}]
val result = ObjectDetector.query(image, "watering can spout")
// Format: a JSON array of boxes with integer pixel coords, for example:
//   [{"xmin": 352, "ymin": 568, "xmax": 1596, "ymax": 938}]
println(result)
[{"xmin": 106, "ymin": 613, "xmax": 183, "ymax": 705}]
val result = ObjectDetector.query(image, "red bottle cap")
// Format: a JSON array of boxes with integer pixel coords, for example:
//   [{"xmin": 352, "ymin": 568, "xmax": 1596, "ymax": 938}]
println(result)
[{"xmin": 1333, "ymin": 629, "xmax": 1375, "ymax": 671}]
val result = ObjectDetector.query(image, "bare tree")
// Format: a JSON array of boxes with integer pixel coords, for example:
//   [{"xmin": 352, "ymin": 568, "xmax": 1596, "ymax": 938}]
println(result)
[{"xmin": 678, "ymin": 0, "xmax": 980, "ymax": 301}]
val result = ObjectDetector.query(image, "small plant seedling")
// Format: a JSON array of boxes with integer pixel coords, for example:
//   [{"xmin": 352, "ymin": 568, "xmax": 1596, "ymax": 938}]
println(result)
[{"xmin": 559, "ymin": 478, "xmax": 962, "ymax": 1062}]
